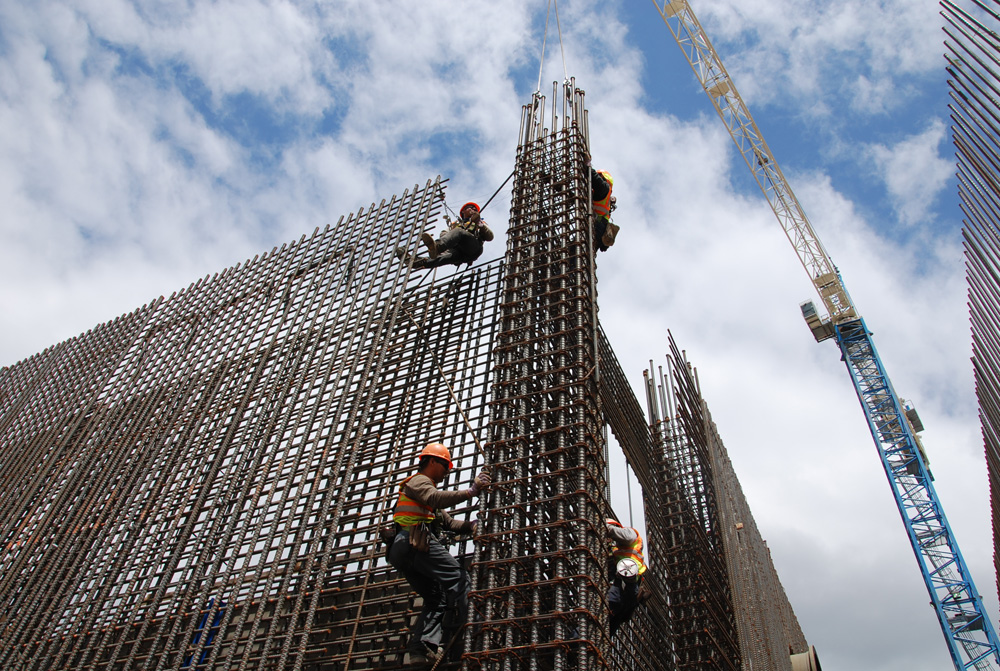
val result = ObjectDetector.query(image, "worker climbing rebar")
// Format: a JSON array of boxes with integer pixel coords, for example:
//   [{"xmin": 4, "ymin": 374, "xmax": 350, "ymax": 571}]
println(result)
[
  {"xmin": 386, "ymin": 442, "xmax": 491, "ymax": 665},
  {"xmin": 396, "ymin": 202, "xmax": 494, "ymax": 270},
  {"xmin": 606, "ymin": 518, "xmax": 650, "ymax": 638},
  {"xmin": 587, "ymin": 156, "xmax": 619, "ymax": 252}
]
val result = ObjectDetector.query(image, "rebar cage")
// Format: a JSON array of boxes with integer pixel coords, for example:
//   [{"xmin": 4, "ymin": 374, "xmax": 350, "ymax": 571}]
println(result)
[{"xmin": 1, "ymin": 81, "xmax": 810, "ymax": 671}]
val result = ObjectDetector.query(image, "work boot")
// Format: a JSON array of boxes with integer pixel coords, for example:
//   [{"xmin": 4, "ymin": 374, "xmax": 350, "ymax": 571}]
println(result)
[
  {"xmin": 423, "ymin": 643, "xmax": 443, "ymax": 663},
  {"xmin": 420, "ymin": 232, "xmax": 439, "ymax": 259},
  {"xmin": 602, "ymin": 222, "xmax": 620, "ymax": 247},
  {"xmin": 403, "ymin": 648, "xmax": 429, "ymax": 665}
]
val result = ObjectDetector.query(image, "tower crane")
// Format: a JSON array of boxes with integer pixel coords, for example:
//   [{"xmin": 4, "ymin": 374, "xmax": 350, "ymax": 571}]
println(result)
[{"xmin": 649, "ymin": 1, "xmax": 1000, "ymax": 668}]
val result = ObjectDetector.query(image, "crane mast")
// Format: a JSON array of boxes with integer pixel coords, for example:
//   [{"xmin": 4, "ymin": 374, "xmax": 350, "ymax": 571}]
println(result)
[{"xmin": 649, "ymin": 1, "xmax": 1000, "ymax": 668}]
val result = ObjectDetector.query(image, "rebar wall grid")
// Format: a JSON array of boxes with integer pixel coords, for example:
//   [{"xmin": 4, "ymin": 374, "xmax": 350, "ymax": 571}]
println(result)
[
  {"xmin": 943, "ymin": 0, "xmax": 1000, "ymax": 606},
  {"xmin": 0, "ymin": 179, "xmax": 502, "ymax": 671},
  {"xmin": 467, "ymin": 80, "xmax": 615, "ymax": 670},
  {"xmin": 0, "ymin": 80, "xmax": 814, "ymax": 671},
  {"xmin": 644, "ymin": 333, "xmax": 810, "ymax": 671}
]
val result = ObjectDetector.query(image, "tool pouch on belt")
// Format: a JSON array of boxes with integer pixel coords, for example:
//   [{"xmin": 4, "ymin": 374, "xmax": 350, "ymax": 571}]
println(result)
[{"xmin": 409, "ymin": 523, "xmax": 430, "ymax": 552}]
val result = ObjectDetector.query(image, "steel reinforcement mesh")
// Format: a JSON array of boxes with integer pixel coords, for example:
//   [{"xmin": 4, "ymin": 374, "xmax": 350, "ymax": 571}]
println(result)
[
  {"xmin": 0, "ymin": 179, "xmax": 504, "ymax": 671},
  {"xmin": 645, "ymin": 332, "xmax": 808, "ymax": 671},
  {"xmin": 943, "ymin": 0, "xmax": 1000, "ymax": 605}
]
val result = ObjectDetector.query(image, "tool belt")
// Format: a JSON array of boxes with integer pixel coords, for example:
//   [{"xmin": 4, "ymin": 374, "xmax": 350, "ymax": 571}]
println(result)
[
  {"xmin": 408, "ymin": 522, "xmax": 431, "ymax": 552},
  {"xmin": 386, "ymin": 521, "xmax": 439, "ymax": 554}
]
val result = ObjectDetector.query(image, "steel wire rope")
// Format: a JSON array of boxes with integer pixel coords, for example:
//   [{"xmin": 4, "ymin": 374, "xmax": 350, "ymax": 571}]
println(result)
[
  {"xmin": 282, "ymin": 193, "xmax": 429, "ymax": 671},
  {"xmin": 343, "ymin": 237, "xmax": 495, "ymax": 668},
  {"xmin": 536, "ymin": 0, "xmax": 570, "ymax": 94},
  {"xmin": 396, "ymin": 281, "xmax": 495, "ymax": 670}
]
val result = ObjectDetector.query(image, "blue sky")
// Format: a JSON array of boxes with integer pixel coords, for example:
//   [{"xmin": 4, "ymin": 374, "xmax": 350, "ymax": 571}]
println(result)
[{"xmin": 0, "ymin": 1, "xmax": 987, "ymax": 670}]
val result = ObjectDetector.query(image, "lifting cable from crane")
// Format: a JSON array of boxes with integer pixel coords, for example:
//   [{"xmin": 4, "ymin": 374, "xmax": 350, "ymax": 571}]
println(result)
[{"xmin": 536, "ymin": 0, "xmax": 569, "ymax": 93}]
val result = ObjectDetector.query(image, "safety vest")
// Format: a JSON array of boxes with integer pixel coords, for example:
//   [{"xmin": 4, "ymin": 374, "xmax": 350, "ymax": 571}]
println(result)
[
  {"xmin": 393, "ymin": 475, "xmax": 435, "ymax": 527},
  {"xmin": 593, "ymin": 171, "xmax": 614, "ymax": 218},
  {"xmin": 613, "ymin": 528, "xmax": 648, "ymax": 575},
  {"xmin": 453, "ymin": 217, "xmax": 480, "ymax": 234}
]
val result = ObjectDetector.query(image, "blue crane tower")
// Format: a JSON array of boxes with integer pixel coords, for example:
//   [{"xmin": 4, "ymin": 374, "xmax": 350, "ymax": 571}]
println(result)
[{"xmin": 650, "ymin": 0, "xmax": 1000, "ymax": 668}]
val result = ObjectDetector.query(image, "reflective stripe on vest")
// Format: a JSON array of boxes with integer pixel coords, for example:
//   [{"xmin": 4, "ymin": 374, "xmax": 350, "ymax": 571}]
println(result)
[
  {"xmin": 613, "ymin": 528, "xmax": 648, "ymax": 575},
  {"xmin": 393, "ymin": 475, "xmax": 435, "ymax": 527},
  {"xmin": 593, "ymin": 171, "xmax": 614, "ymax": 218}
]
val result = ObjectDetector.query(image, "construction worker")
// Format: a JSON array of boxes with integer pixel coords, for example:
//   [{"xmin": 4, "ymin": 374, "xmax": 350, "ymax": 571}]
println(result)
[
  {"xmin": 388, "ymin": 442, "xmax": 491, "ymax": 664},
  {"xmin": 396, "ymin": 202, "xmax": 494, "ymax": 270},
  {"xmin": 590, "ymin": 166, "xmax": 619, "ymax": 252},
  {"xmin": 606, "ymin": 518, "xmax": 649, "ymax": 637}
]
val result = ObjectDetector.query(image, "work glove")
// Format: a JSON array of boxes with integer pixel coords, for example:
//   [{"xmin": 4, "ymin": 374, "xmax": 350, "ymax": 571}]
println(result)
[
  {"xmin": 467, "ymin": 470, "xmax": 491, "ymax": 497},
  {"xmin": 471, "ymin": 519, "xmax": 479, "ymax": 536}
]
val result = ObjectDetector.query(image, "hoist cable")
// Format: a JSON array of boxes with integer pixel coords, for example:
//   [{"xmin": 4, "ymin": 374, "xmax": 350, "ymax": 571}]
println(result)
[
  {"xmin": 553, "ymin": 0, "xmax": 569, "ymax": 83},
  {"xmin": 536, "ymin": 0, "xmax": 552, "ymax": 93},
  {"xmin": 536, "ymin": 0, "xmax": 570, "ymax": 91}
]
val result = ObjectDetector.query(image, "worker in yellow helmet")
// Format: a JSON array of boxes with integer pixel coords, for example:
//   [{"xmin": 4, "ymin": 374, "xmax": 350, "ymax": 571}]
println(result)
[
  {"xmin": 606, "ymin": 518, "xmax": 650, "ymax": 637},
  {"xmin": 387, "ymin": 442, "xmax": 491, "ymax": 664},
  {"xmin": 396, "ymin": 201, "xmax": 494, "ymax": 270},
  {"xmin": 589, "ymin": 162, "xmax": 619, "ymax": 252}
]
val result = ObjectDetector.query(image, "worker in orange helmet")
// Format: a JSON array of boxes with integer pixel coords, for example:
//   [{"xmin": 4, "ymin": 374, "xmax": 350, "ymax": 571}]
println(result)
[
  {"xmin": 396, "ymin": 201, "xmax": 494, "ymax": 270},
  {"xmin": 606, "ymin": 518, "xmax": 650, "ymax": 637},
  {"xmin": 387, "ymin": 442, "xmax": 491, "ymax": 664},
  {"xmin": 589, "ymin": 159, "xmax": 619, "ymax": 252}
]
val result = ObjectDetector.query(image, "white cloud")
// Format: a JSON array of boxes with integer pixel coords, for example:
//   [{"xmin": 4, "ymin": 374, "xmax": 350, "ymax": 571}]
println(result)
[
  {"xmin": 697, "ymin": 0, "xmax": 945, "ymax": 116},
  {"xmin": 869, "ymin": 119, "xmax": 954, "ymax": 226}
]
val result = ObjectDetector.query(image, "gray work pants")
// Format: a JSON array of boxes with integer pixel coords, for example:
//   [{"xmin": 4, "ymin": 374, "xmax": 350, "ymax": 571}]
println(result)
[
  {"xmin": 421, "ymin": 228, "xmax": 484, "ymax": 268},
  {"xmin": 387, "ymin": 528, "xmax": 469, "ymax": 653}
]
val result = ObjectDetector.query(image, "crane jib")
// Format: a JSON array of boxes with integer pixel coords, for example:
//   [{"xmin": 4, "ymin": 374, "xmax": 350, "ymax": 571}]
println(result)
[{"xmin": 652, "ymin": 0, "xmax": 1000, "ymax": 667}]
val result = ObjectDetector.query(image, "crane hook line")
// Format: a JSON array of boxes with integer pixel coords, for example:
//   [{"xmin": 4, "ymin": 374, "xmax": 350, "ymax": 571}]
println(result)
[
  {"xmin": 553, "ymin": 0, "xmax": 569, "ymax": 83},
  {"xmin": 536, "ymin": 0, "xmax": 569, "ymax": 93}
]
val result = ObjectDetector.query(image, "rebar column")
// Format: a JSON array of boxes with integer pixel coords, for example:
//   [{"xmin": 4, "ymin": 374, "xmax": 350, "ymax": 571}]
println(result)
[{"xmin": 468, "ymin": 80, "xmax": 608, "ymax": 670}]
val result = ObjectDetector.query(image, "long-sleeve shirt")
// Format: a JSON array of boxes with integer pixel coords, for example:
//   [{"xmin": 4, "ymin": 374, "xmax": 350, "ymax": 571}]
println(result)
[
  {"xmin": 606, "ymin": 522, "xmax": 638, "ymax": 547},
  {"xmin": 403, "ymin": 473, "xmax": 475, "ymax": 534}
]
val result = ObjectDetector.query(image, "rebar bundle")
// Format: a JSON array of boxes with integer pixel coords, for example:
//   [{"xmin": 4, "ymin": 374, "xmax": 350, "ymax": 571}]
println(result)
[
  {"xmin": 644, "ymin": 333, "xmax": 810, "ymax": 671},
  {"xmin": 466, "ymin": 80, "xmax": 612, "ymax": 670},
  {"xmin": 943, "ymin": 0, "xmax": 1000, "ymax": 606}
]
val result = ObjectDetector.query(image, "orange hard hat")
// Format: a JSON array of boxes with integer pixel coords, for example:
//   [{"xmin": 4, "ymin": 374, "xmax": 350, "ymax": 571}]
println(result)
[
  {"xmin": 419, "ymin": 442, "xmax": 452, "ymax": 468},
  {"xmin": 460, "ymin": 202, "xmax": 480, "ymax": 214}
]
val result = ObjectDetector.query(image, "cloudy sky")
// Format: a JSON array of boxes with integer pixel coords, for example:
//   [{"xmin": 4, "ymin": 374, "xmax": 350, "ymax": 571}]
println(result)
[{"xmin": 0, "ymin": 0, "xmax": 988, "ymax": 669}]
